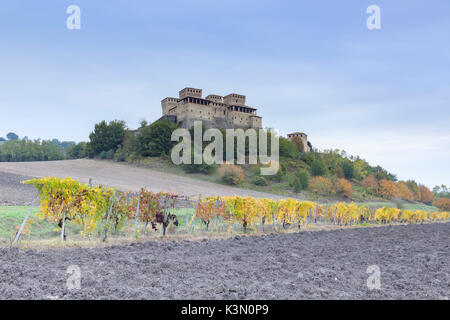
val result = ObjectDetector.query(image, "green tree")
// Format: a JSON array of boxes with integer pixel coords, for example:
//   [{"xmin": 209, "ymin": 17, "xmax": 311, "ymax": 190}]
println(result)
[
  {"xmin": 341, "ymin": 160, "xmax": 354, "ymax": 179},
  {"xmin": 310, "ymin": 158, "xmax": 326, "ymax": 176},
  {"xmin": 66, "ymin": 142, "xmax": 87, "ymax": 159},
  {"xmin": 6, "ymin": 132, "xmax": 19, "ymax": 141},
  {"xmin": 89, "ymin": 120, "xmax": 126, "ymax": 156},
  {"xmin": 135, "ymin": 120, "xmax": 177, "ymax": 157},
  {"xmin": 279, "ymin": 137, "xmax": 298, "ymax": 158},
  {"xmin": 290, "ymin": 168, "xmax": 309, "ymax": 193}
]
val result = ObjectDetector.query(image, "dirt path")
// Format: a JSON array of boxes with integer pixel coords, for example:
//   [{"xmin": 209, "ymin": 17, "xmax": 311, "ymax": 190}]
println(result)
[
  {"xmin": 0, "ymin": 223, "xmax": 448, "ymax": 299},
  {"xmin": 0, "ymin": 159, "xmax": 293, "ymax": 202}
]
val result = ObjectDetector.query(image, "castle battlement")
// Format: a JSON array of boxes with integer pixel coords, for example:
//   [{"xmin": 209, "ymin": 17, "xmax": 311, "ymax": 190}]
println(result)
[{"xmin": 161, "ymin": 87, "xmax": 262, "ymax": 129}]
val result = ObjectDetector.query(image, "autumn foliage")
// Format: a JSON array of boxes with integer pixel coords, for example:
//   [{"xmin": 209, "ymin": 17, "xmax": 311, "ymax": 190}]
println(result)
[
  {"xmin": 309, "ymin": 176, "xmax": 334, "ymax": 196},
  {"xmin": 335, "ymin": 178, "xmax": 354, "ymax": 198},
  {"xmin": 218, "ymin": 163, "xmax": 244, "ymax": 185},
  {"xmin": 433, "ymin": 198, "xmax": 450, "ymax": 212},
  {"xmin": 418, "ymin": 185, "xmax": 434, "ymax": 204},
  {"xmin": 396, "ymin": 182, "xmax": 415, "ymax": 201},
  {"xmin": 378, "ymin": 179, "xmax": 399, "ymax": 199}
]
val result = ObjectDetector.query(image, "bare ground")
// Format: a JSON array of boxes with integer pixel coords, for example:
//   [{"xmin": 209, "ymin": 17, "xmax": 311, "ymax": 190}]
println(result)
[
  {"xmin": 0, "ymin": 223, "xmax": 448, "ymax": 300},
  {"xmin": 0, "ymin": 172, "xmax": 37, "ymax": 206},
  {"xmin": 0, "ymin": 159, "xmax": 293, "ymax": 204}
]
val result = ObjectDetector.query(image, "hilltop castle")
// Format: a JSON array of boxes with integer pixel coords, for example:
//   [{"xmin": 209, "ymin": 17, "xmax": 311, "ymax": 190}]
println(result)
[
  {"xmin": 158, "ymin": 87, "xmax": 310, "ymax": 152},
  {"xmin": 161, "ymin": 87, "xmax": 262, "ymax": 129}
]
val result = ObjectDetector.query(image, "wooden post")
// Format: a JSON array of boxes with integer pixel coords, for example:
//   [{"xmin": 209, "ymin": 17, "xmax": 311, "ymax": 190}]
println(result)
[
  {"xmin": 230, "ymin": 214, "xmax": 235, "ymax": 233},
  {"xmin": 332, "ymin": 207, "xmax": 337, "ymax": 225},
  {"xmin": 189, "ymin": 195, "xmax": 201, "ymax": 234},
  {"xmin": 210, "ymin": 197, "xmax": 219, "ymax": 232},
  {"xmin": 12, "ymin": 195, "xmax": 39, "ymax": 245},
  {"xmin": 61, "ymin": 210, "xmax": 66, "ymax": 241},
  {"xmin": 162, "ymin": 197, "xmax": 169, "ymax": 236},
  {"xmin": 134, "ymin": 191, "xmax": 141, "ymax": 238},
  {"xmin": 101, "ymin": 192, "xmax": 116, "ymax": 242}
]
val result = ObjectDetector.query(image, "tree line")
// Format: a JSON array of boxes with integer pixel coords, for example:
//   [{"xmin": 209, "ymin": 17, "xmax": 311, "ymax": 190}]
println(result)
[{"xmin": 2, "ymin": 121, "xmax": 447, "ymax": 210}]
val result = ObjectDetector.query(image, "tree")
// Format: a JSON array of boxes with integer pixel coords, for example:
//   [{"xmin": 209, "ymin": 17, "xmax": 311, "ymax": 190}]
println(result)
[
  {"xmin": 418, "ymin": 185, "xmax": 433, "ymax": 204},
  {"xmin": 396, "ymin": 181, "xmax": 414, "ymax": 201},
  {"xmin": 433, "ymin": 198, "xmax": 450, "ymax": 211},
  {"xmin": 279, "ymin": 137, "xmax": 298, "ymax": 158},
  {"xmin": 6, "ymin": 132, "xmax": 19, "ymax": 141},
  {"xmin": 378, "ymin": 179, "xmax": 399, "ymax": 199},
  {"xmin": 0, "ymin": 139, "xmax": 63, "ymax": 162},
  {"xmin": 341, "ymin": 160, "xmax": 354, "ymax": 180},
  {"xmin": 309, "ymin": 176, "xmax": 333, "ymax": 196},
  {"xmin": 89, "ymin": 120, "xmax": 126, "ymax": 156},
  {"xmin": 0, "ymin": 137, "xmax": 5, "ymax": 142},
  {"xmin": 310, "ymin": 158, "xmax": 326, "ymax": 176},
  {"xmin": 135, "ymin": 120, "xmax": 177, "ymax": 157},
  {"xmin": 66, "ymin": 142, "xmax": 87, "ymax": 159},
  {"xmin": 290, "ymin": 168, "xmax": 309, "ymax": 193},
  {"xmin": 405, "ymin": 180, "xmax": 421, "ymax": 201},
  {"xmin": 335, "ymin": 178, "xmax": 353, "ymax": 198},
  {"xmin": 361, "ymin": 174, "xmax": 378, "ymax": 194}
]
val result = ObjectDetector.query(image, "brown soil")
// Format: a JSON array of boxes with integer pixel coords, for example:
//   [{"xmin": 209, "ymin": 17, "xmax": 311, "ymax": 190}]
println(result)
[{"xmin": 0, "ymin": 223, "xmax": 448, "ymax": 300}]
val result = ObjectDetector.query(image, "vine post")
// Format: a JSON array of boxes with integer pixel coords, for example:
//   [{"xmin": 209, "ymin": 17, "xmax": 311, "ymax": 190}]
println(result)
[
  {"xmin": 209, "ymin": 197, "xmax": 219, "ymax": 232},
  {"xmin": 101, "ymin": 191, "xmax": 116, "ymax": 242},
  {"xmin": 134, "ymin": 191, "xmax": 141, "ymax": 238},
  {"xmin": 12, "ymin": 194, "xmax": 40, "ymax": 245},
  {"xmin": 189, "ymin": 195, "xmax": 201, "ymax": 234}
]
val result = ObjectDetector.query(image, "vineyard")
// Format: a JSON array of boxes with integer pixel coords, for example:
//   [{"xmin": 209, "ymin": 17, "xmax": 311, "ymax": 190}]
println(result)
[{"xmin": 7, "ymin": 177, "xmax": 449, "ymax": 244}]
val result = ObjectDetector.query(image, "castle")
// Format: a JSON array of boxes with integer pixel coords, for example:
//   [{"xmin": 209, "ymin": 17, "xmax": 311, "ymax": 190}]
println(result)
[
  {"xmin": 159, "ymin": 87, "xmax": 310, "ymax": 152},
  {"xmin": 161, "ymin": 87, "xmax": 262, "ymax": 129}
]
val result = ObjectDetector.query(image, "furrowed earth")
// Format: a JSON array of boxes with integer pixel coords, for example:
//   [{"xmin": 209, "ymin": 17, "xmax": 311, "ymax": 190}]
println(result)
[{"xmin": 1, "ymin": 223, "xmax": 448, "ymax": 300}]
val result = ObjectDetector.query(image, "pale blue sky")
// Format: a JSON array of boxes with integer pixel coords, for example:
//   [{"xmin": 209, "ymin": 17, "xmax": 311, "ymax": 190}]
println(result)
[{"xmin": 0, "ymin": 1, "xmax": 449, "ymax": 187}]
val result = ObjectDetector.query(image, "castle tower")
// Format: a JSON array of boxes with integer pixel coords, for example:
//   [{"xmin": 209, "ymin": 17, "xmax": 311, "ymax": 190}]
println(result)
[{"xmin": 287, "ymin": 132, "xmax": 310, "ymax": 153}]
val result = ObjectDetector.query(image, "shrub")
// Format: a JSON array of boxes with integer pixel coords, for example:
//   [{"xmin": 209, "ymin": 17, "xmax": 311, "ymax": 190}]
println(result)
[
  {"xmin": 290, "ymin": 168, "xmax": 309, "ymax": 193},
  {"xmin": 252, "ymin": 176, "xmax": 268, "ymax": 186},
  {"xmin": 99, "ymin": 149, "xmax": 115, "ymax": 160},
  {"xmin": 218, "ymin": 163, "xmax": 244, "ymax": 185},
  {"xmin": 335, "ymin": 178, "xmax": 353, "ymax": 198},
  {"xmin": 182, "ymin": 162, "xmax": 217, "ymax": 174},
  {"xmin": 266, "ymin": 160, "xmax": 286, "ymax": 182},
  {"xmin": 309, "ymin": 176, "xmax": 333, "ymax": 196},
  {"xmin": 114, "ymin": 146, "xmax": 127, "ymax": 162},
  {"xmin": 434, "ymin": 198, "xmax": 450, "ymax": 211}
]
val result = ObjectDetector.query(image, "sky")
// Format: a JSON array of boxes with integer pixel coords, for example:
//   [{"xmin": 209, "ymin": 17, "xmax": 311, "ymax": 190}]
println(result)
[{"xmin": 0, "ymin": 0, "xmax": 449, "ymax": 187}]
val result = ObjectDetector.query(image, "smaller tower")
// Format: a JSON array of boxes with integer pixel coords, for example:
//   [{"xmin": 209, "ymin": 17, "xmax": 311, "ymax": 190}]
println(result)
[{"xmin": 287, "ymin": 132, "xmax": 310, "ymax": 153}]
